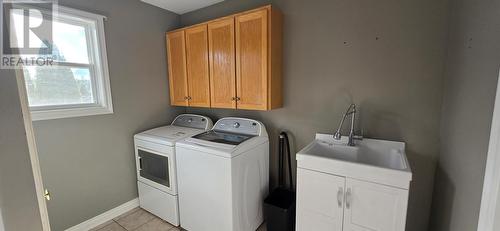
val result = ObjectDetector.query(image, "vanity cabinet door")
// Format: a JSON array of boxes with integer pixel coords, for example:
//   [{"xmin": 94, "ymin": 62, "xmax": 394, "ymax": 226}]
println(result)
[
  {"xmin": 296, "ymin": 168, "xmax": 345, "ymax": 231},
  {"xmin": 208, "ymin": 17, "xmax": 236, "ymax": 109},
  {"xmin": 185, "ymin": 25, "xmax": 211, "ymax": 107},
  {"xmin": 166, "ymin": 30, "xmax": 188, "ymax": 106},
  {"xmin": 343, "ymin": 178, "xmax": 409, "ymax": 231}
]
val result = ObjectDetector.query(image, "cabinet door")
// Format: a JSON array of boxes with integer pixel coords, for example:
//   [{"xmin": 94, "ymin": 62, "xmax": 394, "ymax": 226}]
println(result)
[
  {"xmin": 235, "ymin": 9, "xmax": 268, "ymax": 110},
  {"xmin": 166, "ymin": 31, "xmax": 188, "ymax": 106},
  {"xmin": 185, "ymin": 25, "xmax": 211, "ymax": 107},
  {"xmin": 296, "ymin": 168, "xmax": 345, "ymax": 231},
  {"xmin": 208, "ymin": 18, "xmax": 236, "ymax": 109},
  {"xmin": 343, "ymin": 178, "xmax": 409, "ymax": 231}
]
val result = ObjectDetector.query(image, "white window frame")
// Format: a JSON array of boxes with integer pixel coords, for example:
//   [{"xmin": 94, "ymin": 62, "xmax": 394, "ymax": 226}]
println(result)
[{"xmin": 24, "ymin": 5, "xmax": 113, "ymax": 121}]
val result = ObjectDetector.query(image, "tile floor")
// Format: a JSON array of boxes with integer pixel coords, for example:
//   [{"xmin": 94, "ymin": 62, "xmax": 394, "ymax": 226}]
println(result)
[{"xmin": 91, "ymin": 207, "xmax": 267, "ymax": 231}]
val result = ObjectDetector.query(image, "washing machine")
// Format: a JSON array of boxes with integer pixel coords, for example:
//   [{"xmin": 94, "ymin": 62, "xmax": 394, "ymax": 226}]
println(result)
[
  {"xmin": 176, "ymin": 117, "xmax": 269, "ymax": 231},
  {"xmin": 133, "ymin": 114, "xmax": 213, "ymax": 226}
]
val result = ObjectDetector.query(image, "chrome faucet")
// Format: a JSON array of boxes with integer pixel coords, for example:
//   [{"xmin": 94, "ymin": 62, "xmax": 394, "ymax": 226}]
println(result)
[{"xmin": 333, "ymin": 104, "xmax": 362, "ymax": 146}]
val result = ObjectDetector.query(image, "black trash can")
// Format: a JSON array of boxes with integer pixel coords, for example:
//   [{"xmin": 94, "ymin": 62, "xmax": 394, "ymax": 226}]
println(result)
[
  {"xmin": 264, "ymin": 132, "xmax": 295, "ymax": 231},
  {"xmin": 264, "ymin": 187, "xmax": 295, "ymax": 231}
]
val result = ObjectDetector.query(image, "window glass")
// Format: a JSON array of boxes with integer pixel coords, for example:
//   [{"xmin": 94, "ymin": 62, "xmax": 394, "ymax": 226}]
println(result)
[
  {"xmin": 23, "ymin": 66, "xmax": 93, "ymax": 107},
  {"xmin": 52, "ymin": 20, "xmax": 90, "ymax": 64}
]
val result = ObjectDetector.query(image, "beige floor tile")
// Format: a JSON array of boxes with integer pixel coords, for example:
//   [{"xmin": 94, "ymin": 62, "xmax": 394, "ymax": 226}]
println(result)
[
  {"xmin": 93, "ymin": 221, "xmax": 126, "ymax": 231},
  {"xmin": 134, "ymin": 217, "xmax": 174, "ymax": 231},
  {"xmin": 114, "ymin": 208, "xmax": 155, "ymax": 230},
  {"xmin": 89, "ymin": 220, "xmax": 116, "ymax": 231},
  {"xmin": 113, "ymin": 207, "xmax": 141, "ymax": 221}
]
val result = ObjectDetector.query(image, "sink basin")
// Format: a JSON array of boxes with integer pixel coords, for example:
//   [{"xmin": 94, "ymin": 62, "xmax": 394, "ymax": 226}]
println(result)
[
  {"xmin": 297, "ymin": 133, "xmax": 412, "ymax": 189},
  {"xmin": 306, "ymin": 137, "xmax": 408, "ymax": 170}
]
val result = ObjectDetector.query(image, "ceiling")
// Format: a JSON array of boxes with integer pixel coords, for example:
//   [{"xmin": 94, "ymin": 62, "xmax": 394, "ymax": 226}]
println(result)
[{"xmin": 141, "ymin": 0, "xmax": 224, "ymax": 14}]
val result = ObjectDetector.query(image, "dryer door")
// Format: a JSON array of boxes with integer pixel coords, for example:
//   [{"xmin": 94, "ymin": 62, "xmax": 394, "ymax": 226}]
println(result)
[
  {"xmin": 135, "ymin": 144, "xmax": 176, "ymax": 195},
  {"xmin": 138, "ymin": 149, "xmax": 170, "ymax": 188}
]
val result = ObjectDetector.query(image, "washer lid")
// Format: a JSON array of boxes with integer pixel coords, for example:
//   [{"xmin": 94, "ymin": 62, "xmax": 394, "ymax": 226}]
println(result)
[
  {"xmin": 177, "ymin": 135, "xmax": 269, "ymax": 158},
  {"xmin": 191, "ymin": 130, "xmax": 255, "ymax": 145}
]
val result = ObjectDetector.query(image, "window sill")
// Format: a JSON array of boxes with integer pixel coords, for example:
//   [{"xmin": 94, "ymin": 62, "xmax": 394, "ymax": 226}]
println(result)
[{"xmin": 30, "ymin": 105, "xmax": 113, "ymax": 121}]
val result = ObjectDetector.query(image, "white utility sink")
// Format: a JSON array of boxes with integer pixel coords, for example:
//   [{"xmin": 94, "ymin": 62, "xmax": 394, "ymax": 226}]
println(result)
[{"xmin": 297, "ymin": 133, "xmax": 412, "ymax": 189}]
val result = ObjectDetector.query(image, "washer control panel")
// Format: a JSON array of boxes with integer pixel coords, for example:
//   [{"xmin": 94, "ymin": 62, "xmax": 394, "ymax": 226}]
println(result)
[
  {"xmin": 213, "ymin": 118, "xmax": 262, "ymax": 136},
  {"xmin": 172, "ymin": 114, "xmax": 213, "ymax": 130}
]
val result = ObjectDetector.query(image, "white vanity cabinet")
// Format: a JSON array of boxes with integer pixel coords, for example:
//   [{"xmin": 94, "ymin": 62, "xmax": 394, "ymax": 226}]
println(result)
[
  {"xmin": 343, "ymin": 178, "xmax": 408, "ymax": 231},
  {"xmin": 296, "ymin": 168, "xmax": 409, "ymax": 231},
  {"xmin": 295, "ymin": 134, "xmax": 412, "ymax": 231},
  {"xmin": 296, "ymin": 168, "xmax": 345, "ymax": 231}
]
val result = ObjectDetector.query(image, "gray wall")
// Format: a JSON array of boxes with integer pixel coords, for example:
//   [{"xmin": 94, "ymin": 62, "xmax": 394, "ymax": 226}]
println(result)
[
  {"xmin": 180, "ymin": 0, "xmax": 449, "ymax": 230},
  {"xmin": 31, "ymin": 0, "xmax": 183, "ymax": 230},
  {"xmin": 429, "ymin": 0, "xmax": 500, "ymax": 230},
  {"xmin": 0, "ymin": 70, "xmax": 43, "ymax": 231}
]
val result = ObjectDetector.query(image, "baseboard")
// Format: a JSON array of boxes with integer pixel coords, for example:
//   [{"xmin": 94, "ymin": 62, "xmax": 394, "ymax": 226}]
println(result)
[{"xmin": 65, "ymin": 198, "xmax": 139, "ymax": 231}]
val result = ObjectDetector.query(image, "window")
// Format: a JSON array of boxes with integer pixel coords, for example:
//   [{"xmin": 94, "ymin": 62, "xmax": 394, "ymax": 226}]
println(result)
[{"xmin": 14, "ymin": 6, "xmax": 112, "ymax": 120}]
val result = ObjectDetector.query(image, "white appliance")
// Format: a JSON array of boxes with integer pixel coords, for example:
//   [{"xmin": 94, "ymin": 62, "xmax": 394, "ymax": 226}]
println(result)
[
  {"xmin": 176, "ymin": 117, "xmax": 269, "ymax": 231},
  {"xmin": 134, "ymin": 114, "xmax": 213, "ymax": 226}
]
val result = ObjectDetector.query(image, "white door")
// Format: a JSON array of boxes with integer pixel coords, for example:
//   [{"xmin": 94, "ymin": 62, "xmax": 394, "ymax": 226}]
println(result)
[
  {"xmin": 343, "ymin": 178, "xmax": 409, "ymax": 231},
  {"xmin": 0, "ymin": 71, "xmax": 50, "ymax": 231},
  {"xmin": 296, "ymin": 168, "xmax": 345, "ymax": 231}
]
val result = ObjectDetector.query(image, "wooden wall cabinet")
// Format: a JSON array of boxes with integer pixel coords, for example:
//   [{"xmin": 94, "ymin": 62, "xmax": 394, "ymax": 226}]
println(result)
[
  {"xmin": 166, "ymin": 26, "xmax": 211, "ymax": 108},
  {"xmin": 208, "ymin": 17, "xmax": 236, "ymax": 109},
  {"xmin": 235, "ymin": 7, "xmax": 283, "ymax": 110},
  {"xmin": 166, "ymin": 30, "xmax": 188, "ymax": 106},
  {"xmin": 166, "ymin": 5, "xmax": 282, "ymax": 110},
  {"xmin": 185, "ymin": 25, "xmax": 211, "ymax": 108}
]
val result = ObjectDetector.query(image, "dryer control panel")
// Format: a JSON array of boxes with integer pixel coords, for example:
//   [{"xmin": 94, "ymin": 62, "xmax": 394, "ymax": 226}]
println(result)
[
  {"xmin": 213, "ymin": 118, "xmax": 264, "ymax": 136},
  {"xmin": 172, "ymin": 114, "xmax": 213, "ymax": 130}
]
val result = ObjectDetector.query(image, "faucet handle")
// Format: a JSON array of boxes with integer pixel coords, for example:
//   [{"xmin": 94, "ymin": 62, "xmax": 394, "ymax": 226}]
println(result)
[{"xmin": 333, "ymin": 131, "xmax": 342, "ymax": 140}]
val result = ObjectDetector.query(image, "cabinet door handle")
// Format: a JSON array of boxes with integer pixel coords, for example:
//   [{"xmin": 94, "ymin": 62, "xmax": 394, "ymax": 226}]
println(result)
[
  {"xmin": 231, "ymin": 97, "xmax": 236, "ymax": 101},
  {"xmin": 235, "ymin": 97, "xmax": 241, "ymax": 101},
  {"xmin": 346, "ymin": 188, "xmax": 352, "ymax": 209},
  {"xmin": 337, "ymin": 187, "xmax": 344, "ymax": 207}
]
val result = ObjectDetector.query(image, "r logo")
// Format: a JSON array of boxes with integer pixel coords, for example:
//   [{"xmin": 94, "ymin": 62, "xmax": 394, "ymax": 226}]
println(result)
[{"xmin": 2, "ymin": 1, "xmax": 54, "ymax": 55}]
